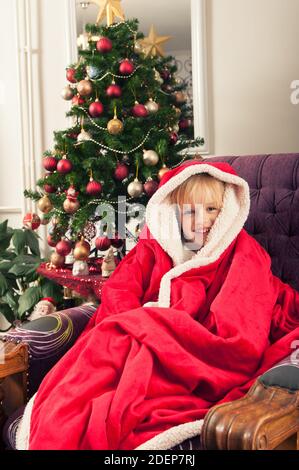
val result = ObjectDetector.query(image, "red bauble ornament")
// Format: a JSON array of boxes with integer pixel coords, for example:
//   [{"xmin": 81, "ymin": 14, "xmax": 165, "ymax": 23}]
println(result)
[
  {"xmin": 72, "ymin": 95, "xmax": 85, "ymax": 106},
  {"xmin": 179, "ymin": 119, "xmax": 190, "ymax": 130},
  {"xmin": 111, "ymin": 234, "xmax": 124, "ymax": 248},
  {"xmin": 144, "ymin": 179, "xmax": 159, "ymax": 197},
  {"xmin": 23, "ymin": 213, "xmax": 41, "ymax": 230},
  {"xmin": 132, "ymin": 103, "xmax": 148, "ymax": 118},
  {"xmin": 66, "ymin": 68, "xmax": 77, "ymax": 83},
  {"xmin": 170, "ymin": 131, "xmax": 179, "ymax": 144},
  {"xmin": 43, "ymin": 156, "xmax": 57, "ymax": 172},
  {"xmin": 106, "ymin": 84, "xmax": 122, "ymax": 98},
  {"xmin": 55, "ymin": 239, "xmax": 72, "ymax": 256},
  {"xmin": 119, "ymin": 59, "xmax": 134, "ymax": 75},
  {"xmin": 86, "ymin": 179, "xmax": 103, "ymax": 196},
  {"xmin": 95, "ymin": 236, "xmax": 111, "ymax": 251},
  {"xmin": 89, "ymin": 100, "xmax": 104, "ymax": 117},
  {"xmin": 96, "ymin": 37, "xmax": 112, "ymax": 53},
  {"xmin": 113, "ymin": 162, "xmax": 129, "ymax": 181},
  {"xmin": 47, "ymin": 234, "xmax": 59, "ymax": 247},
  {"xmin": 44, "ymin": 184, "xmax": 57, "ymax": 194},
  {"xmin": 57, "ymin": 158, "xmax": 73, "ymax": 174}
]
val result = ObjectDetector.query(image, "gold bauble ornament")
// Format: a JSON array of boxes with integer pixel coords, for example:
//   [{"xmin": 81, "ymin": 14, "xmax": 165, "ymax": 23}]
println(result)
[
  {"xmin": 77, "ymin": 79, "xmax": 93, "ymax": 97},
  {"xmin": 158, "ymin": 165, "xmax": 170, "ymax": 181},
  {"xmin": 127, "ymin": 178, "xmax": 143, "ymax": 198},
  {"xmin": 38, "ymin": 195, "xmax": 53, "ymax": 214},
  {"xmin": 134, "ymin": 40, "xmax": 144, "ymax": 54},
  {"xmin": 174, "ymin": 91, "xmax": 187, "ymax": 104},
  {"xmin": 50, "ymin": 252, "xmax": 65, "ymax": 268},
  {"xmin": 143, "ymin": 149, "xmax": 159, "ymax": 166},
  {"xmin": 145, "ymin": 98, "xmax": 159, "ymax": 114},
  {"xmin": 63, "ymin": 199, "xmax": 80, "ymax": 214},
  {"xmin": 107, "ymin": 116, "xmax": 123, "ymax": 135},
  {"xmin": 61, "ymin": 85, "xmax": 74, "ymax": 101},
  {"xmin": 73, "ymin": 240, "xmax": 90, "ymax": 261}
]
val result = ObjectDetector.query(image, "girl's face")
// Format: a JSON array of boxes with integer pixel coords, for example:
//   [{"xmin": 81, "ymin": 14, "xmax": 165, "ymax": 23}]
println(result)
[{"xmin": 180, "ymin": 198, "xmax": 222, "ymax": 250}]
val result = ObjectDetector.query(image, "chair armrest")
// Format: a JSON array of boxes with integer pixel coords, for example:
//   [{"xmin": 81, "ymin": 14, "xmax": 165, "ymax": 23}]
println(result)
[
  {"xmin": 1, "ymin": 303, "xmax": 97, "ymax": 398},
  {"xmin": 201, "ymin": 356, "xmax": 299, "ymax": 450}
]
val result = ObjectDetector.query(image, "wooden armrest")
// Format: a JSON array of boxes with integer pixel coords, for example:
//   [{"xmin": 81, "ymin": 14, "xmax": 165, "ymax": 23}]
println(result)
[{"xmin": 201, "ymin": 379, "xmax": 299, "ymax": 450}]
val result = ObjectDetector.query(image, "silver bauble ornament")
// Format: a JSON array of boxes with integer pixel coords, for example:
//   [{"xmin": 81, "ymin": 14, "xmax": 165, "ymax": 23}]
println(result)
[
  {"xmin": 61, "ymin": 85, "xmax": 74, "ymax": 101},
  {"xmin": 143, "ymin": 149, "xmax": 159, "ymax": 166},
  {"xmin": 127, "ymin": 179, "xmax": 143, "ymax": 198},
  {"xmin": 145, "ymin": 99, "xmax": 159, "ymax": 114},
  {"xmin": 77, "ymin": 129, "xmax": 91, "ymax": 142}
]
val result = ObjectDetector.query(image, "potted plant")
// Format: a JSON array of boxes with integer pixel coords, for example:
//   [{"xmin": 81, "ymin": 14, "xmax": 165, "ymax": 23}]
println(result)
[{"xmin": 0, "ymin": 220, "xmax": 63, "ymax": 331}]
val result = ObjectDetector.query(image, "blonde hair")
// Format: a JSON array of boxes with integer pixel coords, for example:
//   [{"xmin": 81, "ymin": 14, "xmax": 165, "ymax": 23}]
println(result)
[{"xmin": 166, "ymin": 173, "xmax": 225, "ymax": 209}]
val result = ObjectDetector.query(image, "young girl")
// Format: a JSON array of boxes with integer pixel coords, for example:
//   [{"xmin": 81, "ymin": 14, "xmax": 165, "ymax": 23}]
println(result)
[{"xmin": 18, "ymin": 160, "xmax": 299, "ymax": 450}]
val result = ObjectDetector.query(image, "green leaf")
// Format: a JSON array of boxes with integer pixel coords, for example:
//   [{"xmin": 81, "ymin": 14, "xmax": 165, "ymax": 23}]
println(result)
[
  {"xmin": 25, "ymin": 230, "xmax": 40, "ymax": 257},
  {"xmin": 0, "ymin": 272, "xmax": 8, "ymax": 296},
  {"xmin": 8, "ymin": 264, "xmax": 33, "ymax": 277},
  {"xmin": 0, "ymin": 261, "xmax": 13, "ymax": 273},
  {"xmin": 41, "ymin": 281, "xmax": 63, "ymax": 303},
  {"xmin": 2, "ymin": 291, "xmax": 18, "ymax": 310},
  {"xmin": 0, "ymin": 303, "xmax": 16, "ymax": 324},
  {"xmin": 14, "ymin": 254, "xmax": 40, "ymax": 265},
  {"xmin": 12, "ymin": 230, "xmax": 26, "ymax": 255},
  {"xmin": 18, "ymin": 286, "xmax": 41, "ymax": 317},
  {"xmin": 0, "ymin": 233, "xmax": 13, "ymax": 252}
]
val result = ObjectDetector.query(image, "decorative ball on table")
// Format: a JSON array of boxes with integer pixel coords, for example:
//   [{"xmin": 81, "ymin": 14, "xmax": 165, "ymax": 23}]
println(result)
[
  {"xmin": 61, "ymin": 85, "xmax": 74, "ymax": 101},
  {"xmin": 55, "ymin": 239, "xmax": 72, "ymax": 257},
  {"xmin": 143, "ymin": 178, "xmax": 159, "ymax": 197},
  {"xmin": 144, "ymin": 98, "xmax": 159, "ymax": 114},
  {"xmin": 95, "ymin": 236, "xmax": 111, "ymax": 251},
  {"xmin": 50, "ymin": 251, "xmax": 65, "ymax": 268},
  {"xmin": 143, "ymin": 149, "xmax": 159, "ymax": 166},
  {"xmin": 96, "ymin": 37, "xmax": 112, "ymax": 53},
  {"xmin": 119, "ymin": 59, "xmax": 134, "ymax": 75},
  {"xmin": 23, "ymin": 213, "xmax": 41, "ymax": 230},
  {"xmin": 132, "ymin": 102, "xmax": 148, "ymax": 118},
  {"xmin": 28, "ymin": 297, "xmax": 57, "ymax": 321},
  {"xmin": 127, "ymin": 178, "xmax": 143, "ymax": 198},
  {"xmin": 77, "ymin": 79, "xmax": 93, "ymax": 97},
  {"xmin": 73, "ymin": 239, "xmax": 90, "ymax": 261},
  {"xmin": 113, "ymin": 162, "xmax": 129, "ymax": 181},
  {"xmin": 43, "ymin": 156, "xmax": 57, "ymax": 172},
  {"xmin": 57, "ymin": 156, "xmax": 73, "ymax": 174},
  {"xmin": 38, "ymin": 195, "xmax": 53, "ymax": 214},
  {"xmin": 111, "ymin": 233, "xmax": 124, "ymax": 249},
  {"xmin": 89, "ymin": 100, "xmax": 104, "ymax": 117}
]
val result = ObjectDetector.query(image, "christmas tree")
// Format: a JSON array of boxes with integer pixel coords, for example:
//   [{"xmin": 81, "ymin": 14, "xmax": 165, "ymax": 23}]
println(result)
[{"xmin": 24, "ymin": 1, "xmax": 204, "ymax": 268}]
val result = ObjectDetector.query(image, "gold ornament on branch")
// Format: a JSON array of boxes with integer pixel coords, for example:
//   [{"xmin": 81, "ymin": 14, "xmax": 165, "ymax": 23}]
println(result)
[
  {"xmin": 107, "ymin": 106, "xmax": 123, "ymax": 135},
  {"xmin": 38, "ymin": 195, "xmax": 53, "ymax": 214},
  {"xmin": 139, "ymin": 25, "xmax": 172, "ymax": 57},
  {"xmin": 158, "ymin": 164, "xmax": 170, "ymax": 181},
  {"xmin": 77, "ymin": 79, "xmax": 93, "ymax": 97},
  {"xmin": 127, "ymin": 178, "xmax": 143, "ymax": 198},
  {"xmin": 63, "ymin": 199, "xmax": 80, "ymax": 214},
  {"xmin": 143, "ymin": 149, "xmax": 159, "ymax": 166},
  {"xmin": 91, "ymin": 0, "xmax": 125, "ymax": 26}
]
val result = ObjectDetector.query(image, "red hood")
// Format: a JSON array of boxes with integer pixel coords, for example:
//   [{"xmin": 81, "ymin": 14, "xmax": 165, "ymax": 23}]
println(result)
[{"xmin": 140, "ymin": 160, "xmax": 251, "ymax": 273}]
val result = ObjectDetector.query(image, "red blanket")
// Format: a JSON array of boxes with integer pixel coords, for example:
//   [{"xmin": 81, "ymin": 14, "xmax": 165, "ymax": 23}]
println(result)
[{"xmin": 28, "ymin": 229, "xmax": 299, "ymax": 450}]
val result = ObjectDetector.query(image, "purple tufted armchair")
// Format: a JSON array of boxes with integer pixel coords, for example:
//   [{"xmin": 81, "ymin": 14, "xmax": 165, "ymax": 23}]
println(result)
[{"xmin": 1, "ymin": 153, "xmax": 299, "ymax": 450}]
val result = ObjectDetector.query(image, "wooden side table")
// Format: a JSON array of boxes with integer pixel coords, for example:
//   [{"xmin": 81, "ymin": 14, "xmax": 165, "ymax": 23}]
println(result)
[{"xmin": 0, "ymin": 341, "xmax": 29, "ymax": 442}]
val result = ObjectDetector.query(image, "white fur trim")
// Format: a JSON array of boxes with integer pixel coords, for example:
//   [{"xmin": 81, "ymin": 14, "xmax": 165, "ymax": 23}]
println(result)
[
  {"xmin": 134, "ymin": 419, "xmax": 204, "ymax": 450},
  {"xmin": 145, "ymin": 164, "xmax": 250, "ymax": 308},
  {"xmin": 15, "ymin": 393, "xmax": 37, "ymax": 450}
]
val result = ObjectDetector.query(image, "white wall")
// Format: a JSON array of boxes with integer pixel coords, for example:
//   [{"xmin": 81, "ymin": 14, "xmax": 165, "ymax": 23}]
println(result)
[{"xmin": 206, "ymin": 0, "xmax": 299, "ymax": 155}]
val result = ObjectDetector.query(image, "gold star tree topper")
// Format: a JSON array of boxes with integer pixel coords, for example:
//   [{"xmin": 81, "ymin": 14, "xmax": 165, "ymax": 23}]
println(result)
[
  {"xmin": 91, "ymin": 0, "xmax": 125, "ymax": 26},
  {"xmin": 139, "ymin": 25, "xmax": 172, "ymax": 57}
]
